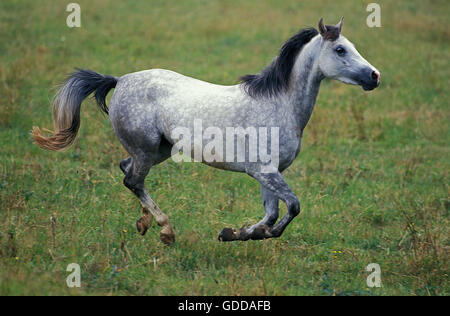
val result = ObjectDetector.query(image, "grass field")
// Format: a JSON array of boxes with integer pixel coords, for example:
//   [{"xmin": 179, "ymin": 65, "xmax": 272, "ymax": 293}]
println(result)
[{"xmin": 0, "ymin": 0, "xmax": 448, "ymax": 296}]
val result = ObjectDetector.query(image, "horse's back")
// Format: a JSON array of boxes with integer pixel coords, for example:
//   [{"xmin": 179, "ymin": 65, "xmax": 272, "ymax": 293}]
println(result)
[{"xmin": 110, "ymin": 68, "xmax": 247, "ymax": 133}]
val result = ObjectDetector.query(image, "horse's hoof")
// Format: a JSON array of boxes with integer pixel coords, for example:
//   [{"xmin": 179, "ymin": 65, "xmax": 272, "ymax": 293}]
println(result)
[
  {"xmin": 136, "ymin": 220, "xmax": 148, "ymax": 236},
  {"xmin": 159, "ymin": 225, "xmax": 175, "ymax": 245},
  {"xmin": 218, "ymin": 228, "xmax": 237, "ymax": 242},
  {"xmin": 136, "ymin": 214, "xmax": 152, "ymax": 236},
  {"xmin": 160, "ymin": 232, "xmax": 175, "ymax": 245}
]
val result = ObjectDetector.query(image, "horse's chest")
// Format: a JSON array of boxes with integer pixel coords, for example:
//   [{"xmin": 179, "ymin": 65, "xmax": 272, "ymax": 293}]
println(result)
[{"xmin": 279, "ymin": 129, "xmax": 303, "ymax": 170}]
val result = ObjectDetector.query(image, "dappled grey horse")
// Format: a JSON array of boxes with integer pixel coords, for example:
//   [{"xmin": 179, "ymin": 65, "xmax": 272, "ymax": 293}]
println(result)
[{"xmin": 33, "ymin": 19, "xmax": 380, "ymax": 245}]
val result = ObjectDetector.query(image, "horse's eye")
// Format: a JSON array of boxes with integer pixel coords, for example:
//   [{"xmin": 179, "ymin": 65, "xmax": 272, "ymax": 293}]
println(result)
[{"xmin": 335, "ymin": 46, "xmax": 346, "ymax": 56}]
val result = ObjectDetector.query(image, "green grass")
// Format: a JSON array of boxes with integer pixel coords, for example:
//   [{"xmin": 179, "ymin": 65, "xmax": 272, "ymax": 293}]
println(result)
[{"xmin": 0, "ymin": 0, "xmax": 448, "ymax": 296}]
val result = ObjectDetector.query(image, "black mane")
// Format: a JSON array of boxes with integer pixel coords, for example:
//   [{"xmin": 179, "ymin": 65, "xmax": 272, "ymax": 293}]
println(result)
[{"xmin": 240, "ymin": 27, "xmax": 319, "ymax": 98}]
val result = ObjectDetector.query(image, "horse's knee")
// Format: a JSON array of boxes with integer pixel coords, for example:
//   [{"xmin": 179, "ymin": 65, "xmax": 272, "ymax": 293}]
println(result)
[{"xmin": 287, "ymin": 197, "xmax": 300, "ymax": 217}]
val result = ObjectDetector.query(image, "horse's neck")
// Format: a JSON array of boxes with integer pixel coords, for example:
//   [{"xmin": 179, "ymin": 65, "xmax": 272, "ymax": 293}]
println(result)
[{"xmin": 288, "ymin": 36, "xmax": 323, "ymax": 131}]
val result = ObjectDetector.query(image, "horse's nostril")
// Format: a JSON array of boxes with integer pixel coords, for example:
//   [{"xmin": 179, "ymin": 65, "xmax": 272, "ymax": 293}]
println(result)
[
  {"xmin": 371, "ymin": 71, "xmax": 378, "ymax": 80},
  {"xmin": 371, "ymin": 70, "xmax": 380, "ymax": 85}
]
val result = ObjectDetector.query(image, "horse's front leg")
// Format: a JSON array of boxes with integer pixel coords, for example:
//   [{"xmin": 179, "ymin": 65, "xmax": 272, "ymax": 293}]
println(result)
[{"xmin": 218, "ymin": 171, "xmax": 300, "ymax": 241}]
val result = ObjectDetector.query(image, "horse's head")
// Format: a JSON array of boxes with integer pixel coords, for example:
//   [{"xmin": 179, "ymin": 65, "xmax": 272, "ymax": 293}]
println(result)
[{"xmin": 317, "ymin": 18, "xmax": 380, "ymax": 91}]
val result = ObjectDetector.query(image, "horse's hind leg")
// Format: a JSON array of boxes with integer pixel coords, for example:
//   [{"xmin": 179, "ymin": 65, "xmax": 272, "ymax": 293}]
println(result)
[
  {"xmin": 120, "ymin": 142, "xmax": 172, "ymax": 235},
  {"xmin": 122, "ymin": 147, "xmax": 175, "ymax": 245},
  {"xmin": 119, "ymin": 157, "xmax": 153, "ymax": 235},
  {"xmin": 120, "ymin": 157, "xmax": 132, "ymax": 174}
]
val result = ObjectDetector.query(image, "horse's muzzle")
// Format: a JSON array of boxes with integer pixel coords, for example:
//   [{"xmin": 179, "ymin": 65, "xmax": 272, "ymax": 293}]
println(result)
[{"xmin": 361, "ymin": 68, "xmax": 381, "ymax": 91}]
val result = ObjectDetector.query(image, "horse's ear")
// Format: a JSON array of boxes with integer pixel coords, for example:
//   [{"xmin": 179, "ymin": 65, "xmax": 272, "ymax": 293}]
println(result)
[
  {"xmin": 318, "ymin": 18, "xmax": 327, "ymax": 35},
  {"xmin": 336, "ymin": 17, "xmax": 344, "ymax": 33}
]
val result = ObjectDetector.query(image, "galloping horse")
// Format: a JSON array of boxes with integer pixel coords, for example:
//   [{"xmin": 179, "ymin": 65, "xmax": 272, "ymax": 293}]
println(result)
[{"xmin": 33, "ymin": 18, "xmax": 380, "ymax": 245}]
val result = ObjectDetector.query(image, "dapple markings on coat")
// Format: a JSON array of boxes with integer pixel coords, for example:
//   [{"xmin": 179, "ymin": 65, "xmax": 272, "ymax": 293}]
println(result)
[{"xmin": 32, "ymin": 18, "xmax": 380, "ymax": 245}]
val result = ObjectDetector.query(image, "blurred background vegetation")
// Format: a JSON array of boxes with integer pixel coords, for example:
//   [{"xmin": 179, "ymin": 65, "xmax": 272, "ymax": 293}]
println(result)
[{"xmin": 0, "ymin": 0, "xmax": 448, "ymax": 295}]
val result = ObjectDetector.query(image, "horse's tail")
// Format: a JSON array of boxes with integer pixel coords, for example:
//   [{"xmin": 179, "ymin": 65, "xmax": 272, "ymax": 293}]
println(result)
[{"xmin": 32, "ymin": 69, "xmax": 117, "ymax": 151}]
